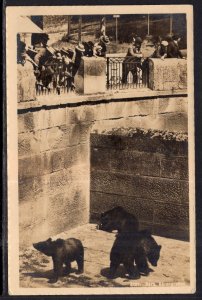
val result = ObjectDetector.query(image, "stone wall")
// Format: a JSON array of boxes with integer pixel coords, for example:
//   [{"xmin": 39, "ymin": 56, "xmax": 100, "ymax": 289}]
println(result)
[
  {"xmin": 149, "ymin": 58, "xmax": 187, "ymax": 91},
  {"xmin": 90, "ymin": 130, "xmax": 189, "ymax": 241},
  {"xmin": 18, "ymin": 94, "xmax": 188, "ymax": 247}
]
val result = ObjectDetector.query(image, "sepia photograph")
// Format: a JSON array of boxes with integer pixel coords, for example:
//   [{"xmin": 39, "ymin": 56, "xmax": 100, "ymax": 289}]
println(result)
[{"xmin": 6, "ymin": 5, "xmax": 195, "ymax": 295}]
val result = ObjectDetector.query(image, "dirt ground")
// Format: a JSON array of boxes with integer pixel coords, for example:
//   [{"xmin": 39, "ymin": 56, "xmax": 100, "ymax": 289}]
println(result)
[{"xmin": 20, "ymin": 224, "xmax": 190, "ymax": 288}]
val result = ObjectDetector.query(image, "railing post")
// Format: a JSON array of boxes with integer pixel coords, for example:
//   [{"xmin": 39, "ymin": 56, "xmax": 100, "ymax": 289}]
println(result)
[{"xmin": 106, "ymin": 57, "xmax": 110, "ymax": 89}]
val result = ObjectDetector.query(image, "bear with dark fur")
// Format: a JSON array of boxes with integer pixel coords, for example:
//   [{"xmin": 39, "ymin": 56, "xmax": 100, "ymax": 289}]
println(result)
[
  {"xmin": 109, "ymin": 230, "xmax": 161, "ymax": 279},
  {"xmin": 98, "ymin": 206, "xmax": 139, "ymax": 234},
  {"xmin": 33, "ymin": 237, "xmax": 84, "ymax": 283}
]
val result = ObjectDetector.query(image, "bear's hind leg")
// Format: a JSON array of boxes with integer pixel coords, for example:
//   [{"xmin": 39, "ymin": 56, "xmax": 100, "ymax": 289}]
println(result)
[
  {"xmin": 108, "ymin": 261, "xmax": 119, "ymax": 279},
  {"xmin": 64, "ymin": 261, "xmax": 71, "ymax": 275},
  {"xmin": 135, "ymin": 255, "xmax": 150, "ymax": 276},
  {"xmin": 124, "ymin": 261, "xmax": 140, "ymax": 279},
  {"xmin": 49, "ymin": 258, "xmax": 63, "ymax": 283},
  {"xmin": 76, "ymin": 254, "xmax": 84, "ymax": 274}
]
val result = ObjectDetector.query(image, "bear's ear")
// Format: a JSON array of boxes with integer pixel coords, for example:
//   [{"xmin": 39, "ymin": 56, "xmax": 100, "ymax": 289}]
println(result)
[
  {"xmin": 47, "ymin": 238, "xmax": 52, "ymax": 242},
  {"xmin": 141, "ymin": 229, "xmax": 151, "ymax": 236},
  {"xmin": 158, "ymin": 245, "xmax": 162, "ymax": 250}
]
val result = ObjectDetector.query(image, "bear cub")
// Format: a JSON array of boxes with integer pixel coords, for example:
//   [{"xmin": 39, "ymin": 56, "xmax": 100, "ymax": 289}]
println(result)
[
  {"xmin": 98, "ymin": 206, "xmax": 139, "ymax": 234},
  {"xmin": 109, "ymin": 230, "xmax": 161, "ymax": 279},
  {"xmin": 33, "ymin": 237, "xmax": 84, "ymax": 283}
]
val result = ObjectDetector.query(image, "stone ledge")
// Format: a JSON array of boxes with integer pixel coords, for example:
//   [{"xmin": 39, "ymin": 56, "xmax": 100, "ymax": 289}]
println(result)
[{"xmin": 17, "ymin": 88, "xmax": 188, "ymax": 112}]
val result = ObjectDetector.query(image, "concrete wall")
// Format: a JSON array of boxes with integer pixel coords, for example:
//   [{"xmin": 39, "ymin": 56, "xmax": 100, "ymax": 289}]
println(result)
[
  {"xmin": 90, "ymin": 130, "xmax": 189, "ymax": 241},
  {"xmin": 18, "ymin": 94, "xmax": 188, "ymax": 247}
]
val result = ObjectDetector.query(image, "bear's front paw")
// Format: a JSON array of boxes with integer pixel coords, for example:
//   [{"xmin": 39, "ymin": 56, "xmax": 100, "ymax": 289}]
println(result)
[
  {"xmin": 107, "ymin": 271, "xmax": 116, "ymax": 279},
  {"xmin": 128, "ymin": 272, "xmax": 141, "ymax": 280},
  {"xmin": 76, "ymin": 269, "xmax": 84, "ymax": 274},
  {"xmin": 139, "ymin": 268, "xmax": 150, "ymax": 276}
]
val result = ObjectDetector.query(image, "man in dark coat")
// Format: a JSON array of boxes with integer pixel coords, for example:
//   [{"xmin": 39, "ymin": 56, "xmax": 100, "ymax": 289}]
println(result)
[
  {"xmin": 122, "ymin": 36, "xmax": 143, "ymax": 84},
  {"xmin": 167, "ymin": 35, "xmax": 184, "ymax": 58}
]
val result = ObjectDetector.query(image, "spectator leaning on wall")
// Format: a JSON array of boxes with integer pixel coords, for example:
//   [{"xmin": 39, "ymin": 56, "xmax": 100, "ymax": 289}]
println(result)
[
  {"xmin": 122, "ymin": 36, "xmax": 143, "ymax": 84},
  {"xmin": 167, "ymin": 35, "xmax": 185, "ymax": 59},
  {"xmin": 150, "ymin": 36, "xmax": 168, "ymax": 60},
  {"xmin": 93, "ymin": 35, "xmax": 110, "ymax": 57}
]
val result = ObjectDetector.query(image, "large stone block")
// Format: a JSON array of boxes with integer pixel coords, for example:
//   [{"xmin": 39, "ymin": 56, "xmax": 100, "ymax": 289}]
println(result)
[
  {"xmin": 90, "ymin": 133, "xmax": 188, "ymax": 156},
  {"xmin": 90, "ymin": 191, "xmax": 154, "ymax": 223},
  {"xmin": 152, "ymin": 223, "xmax": 189, "ymax": 241},
  {"xmin": 90, "ymin": 147, "xmax": 111, "ymax": 171},
  {"xmin": 109, "ymin": 149, "xmax": 160, "ymax": 177},
  {"xmin": 51, "ymin": 149, "xmax": 65, "ymax": 172},
  {"xmin": 69, "ymin": 123, "xmax": 93, "ymax": 146},
  {"xmin": 75, "ymin": 57, "xmax": 106, "ymax": 94},
  {"xmin": 161, "ymin": 157, "xmax": 188, "ymax": 180},
  {"xmin": 17, "ymin": 61, "xmax": 36, "ymax": 102},
  {"xmin": 18, "ymin": 175, "xmax": 45, "ymax": 203},
  {"xmin": 66, "ymin": 106, "xmax": 95, "ymax": 124},
  {"xmin": 19, "ymin": 152, "xmax": 52, "ymax": 179},
  {"xmin": 153, "ymin": 201, "xmax": 189, "ymax": 227},
  {"xmin": 18, "ymin": 132, "xmax": 41, "ymax": 157},
  {"xmin": 149, "ymin": 58, "xmax": 187, "ymax": 91},
  {"xmin": 91, "ymin": 170, "xmax": 189, "ymax": 204},
  {"xmin": 165, "ymin": 112, "xmax": 188, "ymax": 132}
]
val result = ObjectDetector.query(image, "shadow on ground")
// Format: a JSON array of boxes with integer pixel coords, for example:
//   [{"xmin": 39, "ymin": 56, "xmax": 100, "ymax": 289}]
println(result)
[{"xmin": 19, "ymin": 224, "xmax": 190, "ymax": 288}]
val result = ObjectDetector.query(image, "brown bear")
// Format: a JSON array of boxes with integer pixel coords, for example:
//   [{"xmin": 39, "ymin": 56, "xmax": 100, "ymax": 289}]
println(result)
[
  {"xmin": 98, "ymin": 206, "xmax": 139, "ymax": 234},
  {"xmin": 33, "ymin": 237, "xmax": 84, "ymax": 283},
  {"xmin": 109, "ymin": 230, "xmax": 162, "ymax": 279}
]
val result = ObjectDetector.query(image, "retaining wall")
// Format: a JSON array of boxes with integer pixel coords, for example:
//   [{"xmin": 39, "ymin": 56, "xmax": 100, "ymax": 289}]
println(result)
[
  {"xmin": 18, "ymin": 57, "xmax": 189, "ymax": 247},
  {"xmin": 90, "ymin": 130, "xmax": 189, "ymax": 241},
  {"xmin": 18, "ymin": 93, "xmax": 188, "ymax": 247}
]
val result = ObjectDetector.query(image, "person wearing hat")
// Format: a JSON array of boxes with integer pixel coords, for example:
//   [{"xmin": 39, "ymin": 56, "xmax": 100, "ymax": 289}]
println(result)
[
  {"xmin": 150, "ymin": 39, "xmax": 168, "ymax": 60},
  {"xmin": 93, "ymin": 35, "xmax": 110, "ymax": 58},
  {"xmin": 33, "ymin": 33, "xmax": 52, "ymax": 66},
  {"xmin": 72, "ymin": 42, "xmax": 85, "ymax": 77},
  {"xmin": 122, "ymin": 36, "xmax": 143, "ymax": 84},
  {"xmin": 167, "ymin": 35, "xmax": 184, "ymax": 58},
  {"xmin": 93, "ymin": 44, "xmax": 103, "ymax": 57}
]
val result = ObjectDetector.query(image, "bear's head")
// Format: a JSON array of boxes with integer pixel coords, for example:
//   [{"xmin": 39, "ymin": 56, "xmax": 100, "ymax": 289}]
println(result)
[
  {"xmin": 147, "ymin": 245, "xmax": 162, "ymax": 267},
  {"xmin": 33, "ymin": 238, "xmax": 64, "ymax": 256},
  {"xmin": 98, "ymin": 206, "xmax": 125, "ymax": 232}
]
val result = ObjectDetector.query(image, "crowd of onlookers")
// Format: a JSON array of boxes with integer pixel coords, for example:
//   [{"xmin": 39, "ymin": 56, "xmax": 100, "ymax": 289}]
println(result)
[
  {"xmin": 122, "ymin": 34, "xmax": 185, "ymax": 85},
  {"xmin": 17, "ymin": 32, "xmax": 185, "ymax": 92},
  {"xmin": 18, "ymin": 33, "xmax": 111, "ymax": 93}
]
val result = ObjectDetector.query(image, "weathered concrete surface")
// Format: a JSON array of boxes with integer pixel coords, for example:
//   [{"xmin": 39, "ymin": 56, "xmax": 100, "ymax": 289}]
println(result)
[
  {"xmin": 17, "ymin": 62, "xmax": 36, "ymax": 102},
  {"xmin": 19, "ymin": 224, "xmax": 190, "ymax": 288},
  {"xmin": 75, "ymin": 57, "xmax": 106, "ymax": 94},
  {"xmin": 149, "ymin": 59, "xmax": 187, "ymax": 91}
]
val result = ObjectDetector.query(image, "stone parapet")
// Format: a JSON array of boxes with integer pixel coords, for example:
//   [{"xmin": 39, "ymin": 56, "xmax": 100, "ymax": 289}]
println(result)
[
  {"xmin": 75, "ymin": 57, "xmax": 106, "ymax": 94},
  {"xmin": 17, "ymin": 61, "xmax": 36, "ymax": 102},
  {"xmin": 148, "ymin": 58, "xmax": 187, "ymax": 91}
]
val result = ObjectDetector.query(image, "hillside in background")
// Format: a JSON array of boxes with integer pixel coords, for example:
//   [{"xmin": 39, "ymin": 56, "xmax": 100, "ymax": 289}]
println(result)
[{"xmin": 30, "ymin": 14, "xmax": 187, "ymax": 52}]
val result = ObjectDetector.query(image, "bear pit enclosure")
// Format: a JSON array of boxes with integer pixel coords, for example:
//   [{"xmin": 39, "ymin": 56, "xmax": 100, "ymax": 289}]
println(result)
[
  {"xmin": 17, "ymin": 56, "xmax": 191, "ymax": 289},
  {"xmin": 20, "ymin": 224, "xmax": 190, "ymax": 288}
]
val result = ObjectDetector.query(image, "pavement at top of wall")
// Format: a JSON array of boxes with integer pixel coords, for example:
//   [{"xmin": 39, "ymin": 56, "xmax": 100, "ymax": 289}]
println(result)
[{"xmin": 19, "ymin": 224, "xmax": 190, "ymax": 289}]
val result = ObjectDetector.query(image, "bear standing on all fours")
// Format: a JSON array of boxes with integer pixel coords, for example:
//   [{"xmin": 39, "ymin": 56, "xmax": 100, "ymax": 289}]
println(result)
[
  {"xmin": 98, "ymin": 206, "xmax": 139, "ymax": 234},
  {"xmin": 33, "ymin": 237, "xmax": 84, "ymax": 283},
  {"xmin": 109, "ymin": 230, "xmax": 162, "ymax": 279}
]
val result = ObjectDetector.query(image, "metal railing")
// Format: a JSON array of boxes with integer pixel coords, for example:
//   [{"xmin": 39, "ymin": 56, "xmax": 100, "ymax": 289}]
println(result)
[
  {"xmin": 35, "ymin": 62, "xmax": 75, "ymax": 96},
  {"xmin": 106, "ymin": 57, "xmax": 149, "ymax": 90},
  {"xmin": 35, "ymin": 56, "xmax": 149, "ymax": 96}
]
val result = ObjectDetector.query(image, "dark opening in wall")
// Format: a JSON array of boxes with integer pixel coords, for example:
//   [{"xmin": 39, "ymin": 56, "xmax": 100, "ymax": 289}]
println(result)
[{"xmin": 90, "ymin": 128, "xmax": 189, "ymax": 241}]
